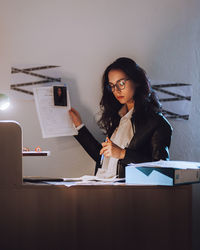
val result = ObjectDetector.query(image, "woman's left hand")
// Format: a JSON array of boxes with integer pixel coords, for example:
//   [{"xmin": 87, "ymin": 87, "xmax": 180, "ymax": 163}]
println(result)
[{"xmin": 100, "ymin": 137, "xmax": 126, "ymax": 159}]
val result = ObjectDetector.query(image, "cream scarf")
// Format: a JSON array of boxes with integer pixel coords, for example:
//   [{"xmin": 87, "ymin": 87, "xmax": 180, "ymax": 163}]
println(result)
[{"xmin": 96, "ymin": 104, "xmax": 135, "ymax": 178}]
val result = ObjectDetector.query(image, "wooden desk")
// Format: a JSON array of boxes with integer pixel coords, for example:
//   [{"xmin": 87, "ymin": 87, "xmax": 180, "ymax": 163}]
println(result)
[
  {"xmin": 0, "ymin": 182, "xmax": 198, "ymax": 250},
  {"xmin": 0, "ymin": 121, "xmax": 199, "ymax": 250}
]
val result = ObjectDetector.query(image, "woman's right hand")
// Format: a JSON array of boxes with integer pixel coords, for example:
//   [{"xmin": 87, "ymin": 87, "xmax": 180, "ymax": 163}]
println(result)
[{"xmin": 69, "ymin": 107, "xmax": 82, "ymax": 127}]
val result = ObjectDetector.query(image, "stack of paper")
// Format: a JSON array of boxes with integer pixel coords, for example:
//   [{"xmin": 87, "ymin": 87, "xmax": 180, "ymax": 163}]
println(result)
[{"xmin": 125, "ymin": 160, "xmax": 200, "ymax": 186}]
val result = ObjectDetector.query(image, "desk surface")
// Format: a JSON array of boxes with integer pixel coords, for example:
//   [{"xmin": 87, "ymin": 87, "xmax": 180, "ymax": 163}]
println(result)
[
  {"xmin": 1, "ymin": 181, "xmax": 196, "ymax": 250},
  {"xmin": 22, "ymin": 180, "xmax": 193, "ymax": 190}
]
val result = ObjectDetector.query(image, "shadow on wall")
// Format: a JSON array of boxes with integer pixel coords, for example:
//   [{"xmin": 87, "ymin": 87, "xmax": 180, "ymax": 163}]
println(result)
[{"xmin": 143, "ymin": 10, "xmax": 200, "ymax": 162}]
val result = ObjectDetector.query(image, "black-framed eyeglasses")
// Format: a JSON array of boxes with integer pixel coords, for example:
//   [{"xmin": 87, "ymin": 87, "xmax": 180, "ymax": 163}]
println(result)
[{"xmin": 107, "ymin": 78, "xmax": 130, "ymax": 92}]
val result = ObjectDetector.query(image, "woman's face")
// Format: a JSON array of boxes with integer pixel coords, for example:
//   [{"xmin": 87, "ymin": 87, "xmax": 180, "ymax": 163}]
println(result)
[
  {"xmin": 57, "ymin": 88, "xmax": 62, "ymax": 97},
  {"xmin": 108, "ymin": 69, "xmax": 135, "ymax": 105}
]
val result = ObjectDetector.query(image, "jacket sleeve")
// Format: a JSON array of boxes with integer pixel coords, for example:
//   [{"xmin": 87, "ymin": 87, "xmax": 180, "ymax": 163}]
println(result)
[
  {"xmin": 150, "ymin": 123, "xmax": 172, "ymax": 161},
  {"xmin": 119, "ymin": 122, "xmax": 172, "ymax": 166},
  {"xmin": 73, "ymin": 125, "xmax": 102, "ymax": 163}
]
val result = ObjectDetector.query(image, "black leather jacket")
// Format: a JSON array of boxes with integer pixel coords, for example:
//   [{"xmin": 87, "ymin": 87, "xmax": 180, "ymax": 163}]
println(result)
[{"xmin": 74, "ymin": 111, "xmax": 173, "ymax": 178}]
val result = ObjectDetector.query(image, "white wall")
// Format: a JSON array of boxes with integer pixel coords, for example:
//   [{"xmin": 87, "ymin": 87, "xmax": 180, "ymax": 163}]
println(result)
[{"xmin": 0, "ymin": 0, "xmax": 199, "ymax": 177}]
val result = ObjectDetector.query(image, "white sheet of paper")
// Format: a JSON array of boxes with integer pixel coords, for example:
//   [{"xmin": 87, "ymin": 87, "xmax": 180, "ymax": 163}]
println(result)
[
  {"xmin": 63, "ymin": 175, "xmax": 124, "ymax": 182},
  {"xmin": 127, "ymin": 160, "xmax": 200, "ymax": 169},
  {"xmin": 33, "ymin": 86, "xmax": 78, "ymax": 138},
  {"xmin": 44, "ymin": 181, "xmax": 125, "ymax": 187}
]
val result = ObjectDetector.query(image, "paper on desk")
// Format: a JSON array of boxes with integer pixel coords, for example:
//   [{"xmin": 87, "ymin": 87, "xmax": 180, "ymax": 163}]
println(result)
[
  {"xmin": 44, "ymin": 181, "xmax": 126, "ymax": 187},
  {"xmin": 44, "ymin": 179, "xmax": 126, "ymax": 187},
  {"xmin": 33, "ymin": 85, "xmax": 78, "ymax": 138},
  {"xmin": 127, "ymin": 160, "xmax": 200, "ymax": 169},
  {"xmin": 44, "ymin": 181, "xmax": 84, "ymax": 187},
  {"xmin": 63, "ymin": 175, "xmax": 125, "ymax": 182}
]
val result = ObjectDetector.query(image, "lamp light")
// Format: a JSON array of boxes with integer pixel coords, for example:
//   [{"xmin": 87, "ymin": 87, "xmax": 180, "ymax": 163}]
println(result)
[{"xmin": 0, "ymin": 93, "xmax": 10, "ymax": 111}]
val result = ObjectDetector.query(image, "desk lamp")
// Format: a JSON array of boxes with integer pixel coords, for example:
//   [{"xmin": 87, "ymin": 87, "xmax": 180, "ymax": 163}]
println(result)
[{"xmin": 0, "ymin": 93, "xmax": 10, "ymax": 111}]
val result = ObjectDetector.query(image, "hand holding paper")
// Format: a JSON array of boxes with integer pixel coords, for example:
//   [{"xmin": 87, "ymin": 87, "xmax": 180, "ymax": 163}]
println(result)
[{"xmin": 68, "ymin": 107, "xmax": 82, "ymax": 128}]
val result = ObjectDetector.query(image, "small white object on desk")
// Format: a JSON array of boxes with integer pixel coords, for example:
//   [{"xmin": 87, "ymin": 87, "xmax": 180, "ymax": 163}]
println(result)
[{"xmin": 23, "ymin": 151, "xmax": 50, "ymax": 156}]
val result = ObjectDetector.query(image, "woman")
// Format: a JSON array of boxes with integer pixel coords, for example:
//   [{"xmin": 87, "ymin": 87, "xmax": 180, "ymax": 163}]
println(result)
[{"xmin": 69, "ymin": 57, "xmax": 173, "ymax": 178}]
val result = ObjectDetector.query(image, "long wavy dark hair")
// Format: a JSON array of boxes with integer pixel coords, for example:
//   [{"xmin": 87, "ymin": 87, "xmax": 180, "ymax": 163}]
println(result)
[{"xmin": 97, "ymin": 57, "xmax": 162, "ymax": 137}]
